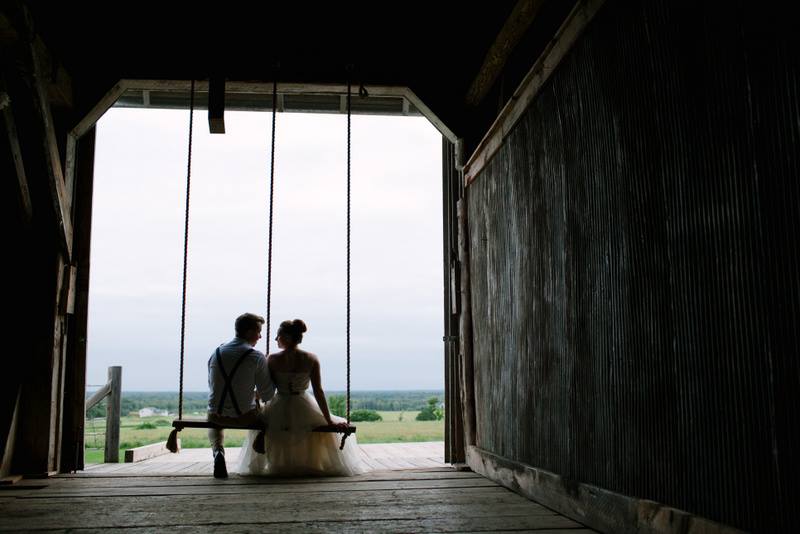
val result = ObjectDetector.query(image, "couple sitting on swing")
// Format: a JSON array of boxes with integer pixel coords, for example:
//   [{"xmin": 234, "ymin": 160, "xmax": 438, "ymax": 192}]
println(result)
[{"xmin": 207, "ymin": 313, "xmax": 368, "ymax": 478}]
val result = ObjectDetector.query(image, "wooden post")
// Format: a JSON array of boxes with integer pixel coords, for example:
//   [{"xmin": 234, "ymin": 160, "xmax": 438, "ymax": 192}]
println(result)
[
  {"xmin": 457, "ymin": 199, "xmax": 477, "ymax": 447},
  {"xmin": 104, "ymin": 367, "xmax": 121, "ymax": 463},
  {"xmin": 443, "ymin": 139, "xmax": 465, "ymax": 463},
  {"xmin": 208, "ymin": 76, "xmax": 226, "ymax": 134},
  {"xmin": 59, "ymin": 127, "xmax": 96, "ymax": 473}
]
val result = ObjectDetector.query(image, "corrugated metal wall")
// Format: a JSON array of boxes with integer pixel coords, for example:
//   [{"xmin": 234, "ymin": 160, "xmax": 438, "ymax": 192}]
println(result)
[{"xmin": 466, "ymin": 1, "xmax": 798, "ymax": 531}]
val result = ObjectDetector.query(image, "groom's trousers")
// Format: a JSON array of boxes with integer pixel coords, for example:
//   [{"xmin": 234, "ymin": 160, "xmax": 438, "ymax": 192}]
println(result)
[{"xmin": 207, "ymin": 409, "xmax": 263, "ymax": 453}]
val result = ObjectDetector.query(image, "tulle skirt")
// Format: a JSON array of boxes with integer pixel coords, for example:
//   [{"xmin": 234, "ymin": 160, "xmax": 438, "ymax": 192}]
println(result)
[{"xmin": 236, "ymin": 391, "xmax": 370, "ymax": 476}]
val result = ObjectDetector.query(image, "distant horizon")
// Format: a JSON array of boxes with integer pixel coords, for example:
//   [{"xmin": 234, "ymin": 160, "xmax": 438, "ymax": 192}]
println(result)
[{"xmin": 86, "ymin": 389, "xmax": 446, "ymax": 394}]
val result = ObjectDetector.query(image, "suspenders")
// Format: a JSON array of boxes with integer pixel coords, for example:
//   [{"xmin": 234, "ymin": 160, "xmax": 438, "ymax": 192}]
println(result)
[{"xmin": 215, "ymin": 347, "xmax": 255, "ymax": 415}]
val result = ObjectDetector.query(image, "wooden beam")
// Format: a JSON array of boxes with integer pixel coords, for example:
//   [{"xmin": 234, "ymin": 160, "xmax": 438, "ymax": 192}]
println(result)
[
  {"xmin": 465, "ymin": 0, "xmax": 547, "ymax": 106},
  {"xmin": 39, "ymin": 42, "xmax": 73, "ymax": 109},
  {"xmin": 0, "ymin": 388, "xmax": 21, "ymax": 479},
  {"xmin": 457, "ymin": 199, "xmax": 476, "ymax": 447},
  {"xmin": 62, "ymin": 133, "xmax": 77, "ymax": 207},
  {"xmin": 1, "ymin": 85, "xmax": 33, "ymax": 222},
  {"xmin": 72, "ymin": 81, "xmax": 127, "ymax": 139},
  {"xmin": 464, "ymin": 0, "xmax": 607, "ymax": 186},
  {"xmin": 85, "ymin": 384, "xmax": 111, "ymax": 412},
  {"xmin": 27, "ymin": 36, "xmax": 72, "ymax": 259},
  {"xmin": 119, "ymin": 80, "xmax": 460, "ymax": 142},
  {"xmin": 401, "ymin": 88, "xmax": 458, "ymax": 143},
  {"xmin": 466, "ymin": 446, "xmax": 745, "ymax": 534},
  {"xmin": 57, "ymin": 264, "xmax": 77, "ymax": 315},
  {"xmin": 59, "ymin": 127, "xmax": 96, "ymax": 473},
  {"xmin": 207, "ymin": 77, "xmax": 225, "ymax": 134},
  {"xmin": 63, "ymin": 81, "xmax": 125, "ymax": 216}
]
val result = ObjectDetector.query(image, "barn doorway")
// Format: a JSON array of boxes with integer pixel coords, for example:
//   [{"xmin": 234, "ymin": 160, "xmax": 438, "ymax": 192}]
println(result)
[{"xmin": 78, "ymin": 82, "xmax": 464, "ymax": 474}]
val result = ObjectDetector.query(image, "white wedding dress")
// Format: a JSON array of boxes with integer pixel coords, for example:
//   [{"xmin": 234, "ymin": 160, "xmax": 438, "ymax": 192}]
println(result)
[{"xmin": 236, "ymin": 371, "xmax": 370, "ymax": 476}]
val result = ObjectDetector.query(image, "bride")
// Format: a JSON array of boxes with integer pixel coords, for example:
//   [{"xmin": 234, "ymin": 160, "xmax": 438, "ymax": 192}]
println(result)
[{"xmin": 236, "ymin": 319, "xmax": 370, "ymax": 476}]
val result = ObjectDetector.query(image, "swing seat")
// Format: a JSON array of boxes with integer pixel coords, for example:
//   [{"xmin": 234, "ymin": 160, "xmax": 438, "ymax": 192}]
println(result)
[
  {"xmin": 170, "ymin": 418, "xmax": 356, "ymax": 433},
  {"xmin": 167, "ymin": 418, "xmax": 357, "ymax": 453}
]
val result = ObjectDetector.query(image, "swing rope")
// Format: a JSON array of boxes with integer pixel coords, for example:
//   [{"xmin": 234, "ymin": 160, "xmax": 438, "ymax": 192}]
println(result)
[
  {"xmin": 266, "ymin": 77, "xmax": 277, "ymax": 356},
  {"xmin": 168, "ymin": 75, "xmax": 357, "ymax": 454},
  {"xmin": 177, "ymin": 79, "xmax": 195, "ymax": 421},
  {"xmin": 346, "ymin": 77, "xmax": 352, "ymax": 426}
]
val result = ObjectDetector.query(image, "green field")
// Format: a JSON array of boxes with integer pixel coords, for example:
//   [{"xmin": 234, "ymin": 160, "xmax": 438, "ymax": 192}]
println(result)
[{"xmin": 84, "ymin": 411, "xmax": 443, "ymax": 463}]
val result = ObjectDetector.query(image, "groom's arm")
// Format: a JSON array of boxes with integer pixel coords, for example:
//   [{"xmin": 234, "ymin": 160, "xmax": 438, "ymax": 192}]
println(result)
[{"xmin": 254, "ymin": 353, "xmax": 275, "ymax": 403}]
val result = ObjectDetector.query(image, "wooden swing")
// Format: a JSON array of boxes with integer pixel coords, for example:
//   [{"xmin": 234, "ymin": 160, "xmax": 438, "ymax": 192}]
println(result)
[{"xmin": 167, "ymin": 77, "xmax": 356, "ymax": 453}]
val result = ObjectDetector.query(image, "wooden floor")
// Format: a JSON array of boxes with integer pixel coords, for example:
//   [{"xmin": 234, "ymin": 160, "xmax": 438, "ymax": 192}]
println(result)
[
  {"xmin": 0, "ymin": 466, "xmax": 595, "ymax": 533},
  {"xmin": 83, "ymin": 442, "xmax": 447, "ymax": 475}
]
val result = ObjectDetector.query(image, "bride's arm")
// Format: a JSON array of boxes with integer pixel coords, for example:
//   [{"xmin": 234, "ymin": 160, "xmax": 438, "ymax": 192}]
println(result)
[{"xmin": 309, "ymin": 357, "xmax": 335, "ymax": 425}]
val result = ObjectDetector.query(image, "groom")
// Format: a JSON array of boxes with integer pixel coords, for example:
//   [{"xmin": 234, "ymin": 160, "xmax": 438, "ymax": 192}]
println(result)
[{"xmin": 207, "ymin": 312, "xmax": 274, "ymax": 478}]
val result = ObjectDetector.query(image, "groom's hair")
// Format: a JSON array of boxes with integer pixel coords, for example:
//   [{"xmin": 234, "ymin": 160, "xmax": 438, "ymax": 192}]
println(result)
[{"xmin": 235, "ymin": 313, "xmax": 265, "ymax": 337}]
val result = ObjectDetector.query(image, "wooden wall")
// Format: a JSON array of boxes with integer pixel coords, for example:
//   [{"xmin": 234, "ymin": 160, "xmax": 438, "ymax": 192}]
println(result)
[
  {"xmin": 465, "ymin": 1, "xmax": 798, "ymax": 532},
  {"xmin": 1, "ymin": 3, "xmax": 94, "ymax": 475}
]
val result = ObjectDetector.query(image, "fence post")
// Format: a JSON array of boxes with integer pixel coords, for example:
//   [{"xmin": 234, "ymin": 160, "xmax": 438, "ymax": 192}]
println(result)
[{"xmin": 104, "ymin": 366, "xmax": 122, "ymax": 463}]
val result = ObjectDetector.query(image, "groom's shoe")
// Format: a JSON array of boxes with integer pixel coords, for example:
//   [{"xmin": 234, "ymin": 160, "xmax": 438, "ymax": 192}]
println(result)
[
  {"xmin": 253, "ymin": 430, "xmax": 266, "ymax": 454},
  {"xmin": 213, "ymin": 451, "xmax": 228, "ymax": 479}
]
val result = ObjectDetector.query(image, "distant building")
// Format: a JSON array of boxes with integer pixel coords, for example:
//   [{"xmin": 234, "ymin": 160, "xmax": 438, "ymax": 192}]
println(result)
[{"xmin": 138, "ymin": 407, "xmax": 168, "ymax": 417}]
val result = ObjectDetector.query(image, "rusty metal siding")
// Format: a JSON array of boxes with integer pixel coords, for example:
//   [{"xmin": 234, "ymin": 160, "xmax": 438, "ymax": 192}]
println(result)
[{"xmin": 466, "ymin": 1, "xmax": 798, "ymax": 532}]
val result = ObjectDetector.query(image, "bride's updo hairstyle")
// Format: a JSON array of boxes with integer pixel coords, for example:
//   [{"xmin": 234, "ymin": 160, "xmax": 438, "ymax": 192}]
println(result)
[{"xmin": 277, "ymin": 319, "xmax": 307, "ymax": 346}]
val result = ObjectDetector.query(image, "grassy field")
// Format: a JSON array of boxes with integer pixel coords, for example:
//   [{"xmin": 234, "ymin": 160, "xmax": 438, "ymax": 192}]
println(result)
[{"xmin": 85, "ymin": 411, "xmax": 443, "ymax": 463}]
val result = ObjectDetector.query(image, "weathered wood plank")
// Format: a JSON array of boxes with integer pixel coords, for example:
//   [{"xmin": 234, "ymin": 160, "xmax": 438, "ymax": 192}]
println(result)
[
  {"xmin": 27, "ymin": 35, "xmax": 73, "ymax": 259},
  {"xmin": 207, "ymin": 76, "xmax": 225, "ymax": 134},
  {"xmin": 47, "ymin": 523, "xmax": 593, "ymax": 534},
  {"xmin": 71, "ymin": 82, "xmax": 127, "ymax": 139},
  {"xmin": 463, "ymin": 0, "xmax": 607, "ymax": 186},
  {"xmin": 467, "ymin": 447, "xmax": 742, "ymax": 534},
  {"xmin": 58, "ymin": 127, "xmax": 96, "ymax": 473},
  {"xmin": 465, "ymin": 0, "xmax": 547, "ymax": 106},
  {"xmin": 22, "ymin": 479, "xmax": 502, "ymax": 499},
  {"xmin": 1, "ymin": 93, "xmax": 33, "ymax": 222},
  {"xmin": 457, "ymin": 199, "xmax": 477, "ymax": 447},
  {"xmin": 0, "ymin": 467, "xmax": 592, "ymax": 532},
  {"xmin": 124, "ymin": 441, "xmax": 179, "ymax": 463},
  {"xmin": 0, "ymin": 499, "xmax": 583, "ymax": 530},
  {"xmin": 119, "ymin": 80, "xmax": 459, "ymax": 143},
  {"xmin": 56, "ymin": 472, "xmax": 485, "ymax": 487}
]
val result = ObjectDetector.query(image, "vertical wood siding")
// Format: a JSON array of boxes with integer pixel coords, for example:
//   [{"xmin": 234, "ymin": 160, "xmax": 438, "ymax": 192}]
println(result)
[{"xmin": 467, "ymin": 1, "xmax": 798, "ymax": 531}]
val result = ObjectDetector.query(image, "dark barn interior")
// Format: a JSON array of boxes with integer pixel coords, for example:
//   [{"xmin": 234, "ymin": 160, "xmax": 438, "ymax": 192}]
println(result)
[{"xmin": 1, "ymin": 1, "xmax": 797, "ymax": 532}]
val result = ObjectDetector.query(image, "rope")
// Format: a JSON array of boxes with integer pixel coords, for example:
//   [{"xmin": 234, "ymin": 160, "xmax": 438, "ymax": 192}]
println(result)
[
  {"xmin": 266, "ymin": 78, "xmax": 277, "ymax": 355},
  {"xmin": 346, "ymin": 78, "xmax": 352, "ymax": 425},
  {"xmin": 178, "ymin": 80, "xmax": 195, "ymax": 420}
]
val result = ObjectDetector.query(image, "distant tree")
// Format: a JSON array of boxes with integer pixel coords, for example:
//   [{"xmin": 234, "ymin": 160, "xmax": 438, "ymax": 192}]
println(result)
[
  {"xmin": 349, "ymin": 409, "xmax": 382, "ymax": 422},
  {"xmin": 328, "ymin": 395, "xmax": 346, "ymax": 417},
  {"xmin": 416, "ymin": 397, "xmax": 444, "ymax": 421}
]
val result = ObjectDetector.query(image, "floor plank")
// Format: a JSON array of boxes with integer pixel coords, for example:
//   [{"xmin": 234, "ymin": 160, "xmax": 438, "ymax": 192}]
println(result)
[
  {"xmin": 0, "ymin": 468, "xmax": 595, "ymax": 532},
  {"xmin": 81, "ymin": 442, "xmax": 447, "ymax": 476}
]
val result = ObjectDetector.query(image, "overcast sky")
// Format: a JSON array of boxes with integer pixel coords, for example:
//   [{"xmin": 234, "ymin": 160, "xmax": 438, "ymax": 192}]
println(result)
[{"xmin": 87, "ymin": 107, "xmax": 444, "ymax": 391}]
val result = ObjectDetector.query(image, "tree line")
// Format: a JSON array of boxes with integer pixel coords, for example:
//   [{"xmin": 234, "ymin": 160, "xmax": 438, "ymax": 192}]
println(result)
[{"xmin": 85, "ymin": 390, "xmax": 445, "ymax": 419}]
